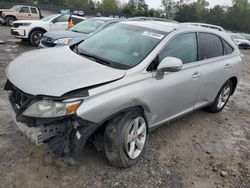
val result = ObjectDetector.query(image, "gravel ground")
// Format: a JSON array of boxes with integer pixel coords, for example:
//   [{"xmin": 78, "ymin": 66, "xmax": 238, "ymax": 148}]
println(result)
[{"xmin": 0, "ymin": 25, "xmax": 249, "ymax": 188}]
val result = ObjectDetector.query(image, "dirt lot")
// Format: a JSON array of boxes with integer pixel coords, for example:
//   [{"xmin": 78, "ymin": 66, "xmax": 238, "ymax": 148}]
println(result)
[{"xmin": 0, "ymin": 25, "xmax": 249, "ymax": 188}]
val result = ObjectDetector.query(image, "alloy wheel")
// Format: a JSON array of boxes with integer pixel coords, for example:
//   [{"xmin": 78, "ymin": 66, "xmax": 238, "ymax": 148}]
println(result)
[
  {"xmin": 125, "ymin": 117, "xmax": 147, "ymax": 159},
  {"xmin": 217, "ymin": 85, "xmax": 231, "ymax": 109}
]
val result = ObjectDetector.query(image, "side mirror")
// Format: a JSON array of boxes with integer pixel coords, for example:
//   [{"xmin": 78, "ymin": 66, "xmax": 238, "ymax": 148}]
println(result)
[
  {"xmin": 156, "ymin": 57, "xmax": 183, "ymax": 80},
  {"xmin": 51, "ymin": 19, "xmax": 56, "ymax": 24}
]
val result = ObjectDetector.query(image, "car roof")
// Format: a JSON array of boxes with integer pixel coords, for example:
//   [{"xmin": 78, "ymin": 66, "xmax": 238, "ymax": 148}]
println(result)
[
  {"xmin": 122, "ymin": 20, "xmax": 179, "ymax": 33},
  {"xmin": 89, "ymin": 17, "xmax": 119, "ymax": 21},
  {"xmin": 120, "ymin": 21, "xmax": 231, "ymax": 40},
  {"xmin": 181, "ymin": 22, "xmax": 224, "ymax": 31},
  {"xmin": 128, "ymin": 17, "xmax": 178, "ymax": 23}
]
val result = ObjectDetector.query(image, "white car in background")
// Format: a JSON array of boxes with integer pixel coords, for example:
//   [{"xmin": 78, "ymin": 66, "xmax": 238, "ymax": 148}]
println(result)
[
  {"xmin": 231, "ymin": 33, "xmax": 250, "ymax": 49},
  {"xmin": 11, "ymin": 14, "xmax": 85, "ymax": 46}
]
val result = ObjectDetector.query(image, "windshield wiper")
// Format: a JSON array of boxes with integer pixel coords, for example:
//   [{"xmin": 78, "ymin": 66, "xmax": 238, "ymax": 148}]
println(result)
[
  {"xmin": 79, "ymin": 50, "xmax": 131, "ymax": 70},
  {"xmin": 79, "ymin": 51, "xmax": 111, "ymax": 66},
  {"xmin": 71, "ymin": 29, "xmax": 80, "ymax": 33},
  {"xmin": 71, "ymin": 30, "xmax": 88, "ymax": 34}
]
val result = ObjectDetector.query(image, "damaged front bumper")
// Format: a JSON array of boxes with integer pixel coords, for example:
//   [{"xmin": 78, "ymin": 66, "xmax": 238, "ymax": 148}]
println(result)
[{"xmin": 5, "ymin": 80, "xmax": 99, "ymax": 157}]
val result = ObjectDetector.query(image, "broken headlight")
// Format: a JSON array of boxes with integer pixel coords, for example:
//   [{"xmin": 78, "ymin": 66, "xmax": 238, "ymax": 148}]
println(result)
[{"xmin": 22, "ymin": 100, "xmax": 81, "ymax": 118}]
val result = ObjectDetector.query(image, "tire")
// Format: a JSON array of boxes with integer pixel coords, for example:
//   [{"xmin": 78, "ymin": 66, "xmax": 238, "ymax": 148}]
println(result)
[
  {"xmin": 104, "ymin": 109, "xmax": 148, "ymax": 168},
  {"xmin": 207, "ymin": 80, "xmax": 233, "ymax": 113},
  {"xmin": 6, "ymin": 16, "xmax": 16, "ymax": 26},
  {"xmin": 30, "ymin": 30, "xmax": 44, "ymax": 47}
]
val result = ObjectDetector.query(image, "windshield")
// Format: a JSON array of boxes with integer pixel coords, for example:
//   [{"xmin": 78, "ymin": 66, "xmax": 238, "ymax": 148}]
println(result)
[
  {"xmin": 232, "ymin": 34, "xmax": 245, "ymax": 40},
  {"xmin": 70, "ymin": 19, "xmax": 105, "ymax": 34},
  {"xmin": 10, "ymin": 5, "xmax": 21, "ymax": 11},
  {"xmin": 41, "ymin": 14, "xmax": 57, "ymax": 21},
  {"xmin": 78, "ymin": 23, "xmax": 166, "ymax": 69}
]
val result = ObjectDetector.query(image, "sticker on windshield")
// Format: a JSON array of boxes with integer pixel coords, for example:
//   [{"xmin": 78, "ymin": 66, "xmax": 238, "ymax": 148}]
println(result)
[
  {"xmin": 133, "ymin": 52, "xmax": 140, "ymax": 57},
  {"xmin": 142, "ymin": 31, "xmax": 165, "ymax": 40}
]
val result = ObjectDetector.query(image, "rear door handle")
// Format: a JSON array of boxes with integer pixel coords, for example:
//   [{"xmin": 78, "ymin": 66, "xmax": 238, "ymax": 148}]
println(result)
[
  {"xmin": 192, "ymin": 72, "xmax": 201, "ymax": 79},
  {"xmin": 224, "ymin": 64, "xmax": 231, "ymax": 70}
]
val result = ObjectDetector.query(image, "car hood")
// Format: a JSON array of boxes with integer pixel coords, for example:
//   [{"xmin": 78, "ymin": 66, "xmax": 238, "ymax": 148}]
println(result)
[
  {"xmin": 0, "ymin": 9, "xmax": 13, "ymax": 12},
  {"xmin": 13, "ymin": 20, "xmax": 48, "ymax": 25},
  {"xmin": 44, "ymin": 30, "xmax": 88, "ymax": 40},
  {"xmin": 6, "ymin": 47, "xmax": 126, "ymax": 97}
]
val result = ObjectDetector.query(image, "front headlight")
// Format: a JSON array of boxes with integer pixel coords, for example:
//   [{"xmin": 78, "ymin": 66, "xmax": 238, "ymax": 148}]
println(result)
[
  {"xmin": 22, "ymin": 100, "xmax": 81, "ymax": 118},
  {"xmin": 54, "ymin": 38, "xmax": 72, "ymax": 45}
]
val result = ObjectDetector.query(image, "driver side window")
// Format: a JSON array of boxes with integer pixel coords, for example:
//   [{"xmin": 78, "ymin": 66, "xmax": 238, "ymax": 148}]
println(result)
[
  {"xmin": 53, "ymin": 14, "xmax": 70, "ymax": 23},
  {"xmin": 159, "ymin": 33, "xmax": 198, "ymax": 64},
  {"xmin": 19, "ymin": 7, "xmax": 30, "ymax": 13}
]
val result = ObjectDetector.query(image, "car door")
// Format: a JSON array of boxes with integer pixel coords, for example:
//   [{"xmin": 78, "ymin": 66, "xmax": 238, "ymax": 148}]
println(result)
[
  {"xmin": 50, "ymin": 14, "xmax": 69, "ymax": 31},
  {"xmin": 150, "ymin": 32, "xmax": 202, "ymax": 124},
  {"xmin": 17, "ymin": 6, "xmax": 32, "ymax": 20},
  {"xmin": 30, "ymin": 7, "xmax": 40, "ymax": 20},
  {"xmin": 194, "ymin": 32, "xmax": 237, "ymax": 108}
]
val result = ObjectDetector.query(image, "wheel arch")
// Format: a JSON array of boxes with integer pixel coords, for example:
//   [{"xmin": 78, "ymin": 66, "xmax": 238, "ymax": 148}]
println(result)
[
  {"xmin": 90, "ymin": 105, "xmax": 150, "ymax": 138},
  {"xmin": 28, "ymin": 27, "xmax": 47, "ymax": 39},
  {"xmin": 5, "ymin": 15, "xmax": 17, "ymax": 19},
  {"xmin": 229, "ymin": 76, "xmax": 238, "ymax": 95},
  {"xmin": 72, "ymin": 105, "xmax": 150, "ymax": 158}
]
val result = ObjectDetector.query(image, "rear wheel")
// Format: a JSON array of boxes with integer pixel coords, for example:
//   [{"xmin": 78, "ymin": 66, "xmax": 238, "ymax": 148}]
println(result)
[
  {"xmin": 104, "ymin": 109, "xmax": 148, "ymax": 167},
  {"xmin": 6, "ymin": 16, "xmax": 16, "ymax": 26},
  {"xmin": 207, "ymin": 80, "xmax": 233, "ymax": 113},
  {"xmin": 30, "ymin": 30, "xmax": 44, "ymax": 47}
]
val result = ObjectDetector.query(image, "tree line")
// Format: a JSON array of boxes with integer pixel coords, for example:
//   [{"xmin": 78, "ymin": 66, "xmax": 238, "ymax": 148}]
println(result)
[{"xmin": 6, "ymin": 0, "xmax": 250, "ymax": 33}]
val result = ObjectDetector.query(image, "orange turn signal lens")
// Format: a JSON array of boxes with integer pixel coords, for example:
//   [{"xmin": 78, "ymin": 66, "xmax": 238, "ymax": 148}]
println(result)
[{"xmin": 66, "ymin": 103, "xmax": 80, "ymax": 114}]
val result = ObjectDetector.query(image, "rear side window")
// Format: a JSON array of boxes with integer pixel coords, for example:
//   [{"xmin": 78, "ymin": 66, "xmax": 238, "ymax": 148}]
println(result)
[
  {"xmin": 19, "ymin": 7, "xmax": 30, "ymax": 13},
  {"xmin": 159, "ymin": 33, "xmax": 198, "ymax": 64},
  {"xmin": 198, "ymin": 33, "xmax": 223, "ymax": 60},
  {"xmin": 30, "ymin": 8, "xmax": 37, "ymax": 14},
  {"xmin": 222, "ymin": 39, "xmax": 234, "ymax": 55}
]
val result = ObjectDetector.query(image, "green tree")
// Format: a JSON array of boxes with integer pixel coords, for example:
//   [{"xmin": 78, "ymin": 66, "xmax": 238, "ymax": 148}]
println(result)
[
  {"xmin": 148, "ymin": 8, "xmax": 162, "ymax": 17},
  {"xmin": 206, "ymin": 5, "xmax": 226, "ymax": 26},
  {"xmin": 161, "ymin": 0, "xmax": 176, "ymax": 19},
  {"xmin": 175, "ymin": 3, "xmax": 199, "ymax": 22},
  {"xmin": 136, "ymin": 0, "xmax": 148, "ymax": 16},
  {"xmin": 226, "ymin": 0, "xmax": 250, "ymax": 32},
  {"xmin": 100, "ymin": 0, "xmax": 119, "ymax": 12}
]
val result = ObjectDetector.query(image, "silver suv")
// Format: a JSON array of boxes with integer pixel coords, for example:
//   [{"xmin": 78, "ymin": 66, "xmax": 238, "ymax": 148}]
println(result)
[{"xmin": 5, "ymin": 21, "xmax": 242, "ymax": 167}]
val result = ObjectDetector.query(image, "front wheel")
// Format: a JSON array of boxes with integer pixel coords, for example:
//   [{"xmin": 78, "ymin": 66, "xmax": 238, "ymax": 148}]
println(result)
[
  {"xmin": 104, "ymin": 109, "xmax": 148, "ymax": 167},
  {"xmin": 207, "ymin": 80, "xmax": 233, "ymax": 113},
  {"xmin": 6, "ymin": 17, "xmax": 16, "ymax": 26},
  {"xmin": 30, "ymin": 30, "xmax": 44, "ymax": 47}
]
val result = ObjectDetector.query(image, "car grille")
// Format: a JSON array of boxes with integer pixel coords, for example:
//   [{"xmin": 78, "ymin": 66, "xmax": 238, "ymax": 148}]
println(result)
[
  {"xmin": 41, "ymin": 36, "xmax": 56, "ymax": 47},
  {"xmin": 13, "ymin": 23, "xmax": 21, "ymax": 28},
  {"xmin": 11, "ymin": 29, "xmax": 20, "ymax": 36},
  {"xmin": 4, "ymin": 80, "xmax": 33, "ymax": 111}
]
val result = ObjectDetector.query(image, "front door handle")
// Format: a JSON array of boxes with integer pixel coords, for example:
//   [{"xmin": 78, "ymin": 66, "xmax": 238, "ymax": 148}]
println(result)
[
  {"xmin": 192, "ymin": 72, "xmax": 201, "ymax": 79},
  {"xmin": 224, "ymin": 64, "xmax": 231, "ymax": 70}
]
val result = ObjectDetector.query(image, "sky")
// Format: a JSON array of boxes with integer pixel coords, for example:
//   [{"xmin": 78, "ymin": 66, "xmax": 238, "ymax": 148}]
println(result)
[{"xmin": 119, "ymin": 0, "xmax": 233, "ymax": 9}]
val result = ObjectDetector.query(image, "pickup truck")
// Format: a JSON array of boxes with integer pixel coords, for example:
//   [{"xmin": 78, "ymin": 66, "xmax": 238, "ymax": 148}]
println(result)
[{"xmin": 0, "ymin": 5, "xmax": 42, "ymax": 26}]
